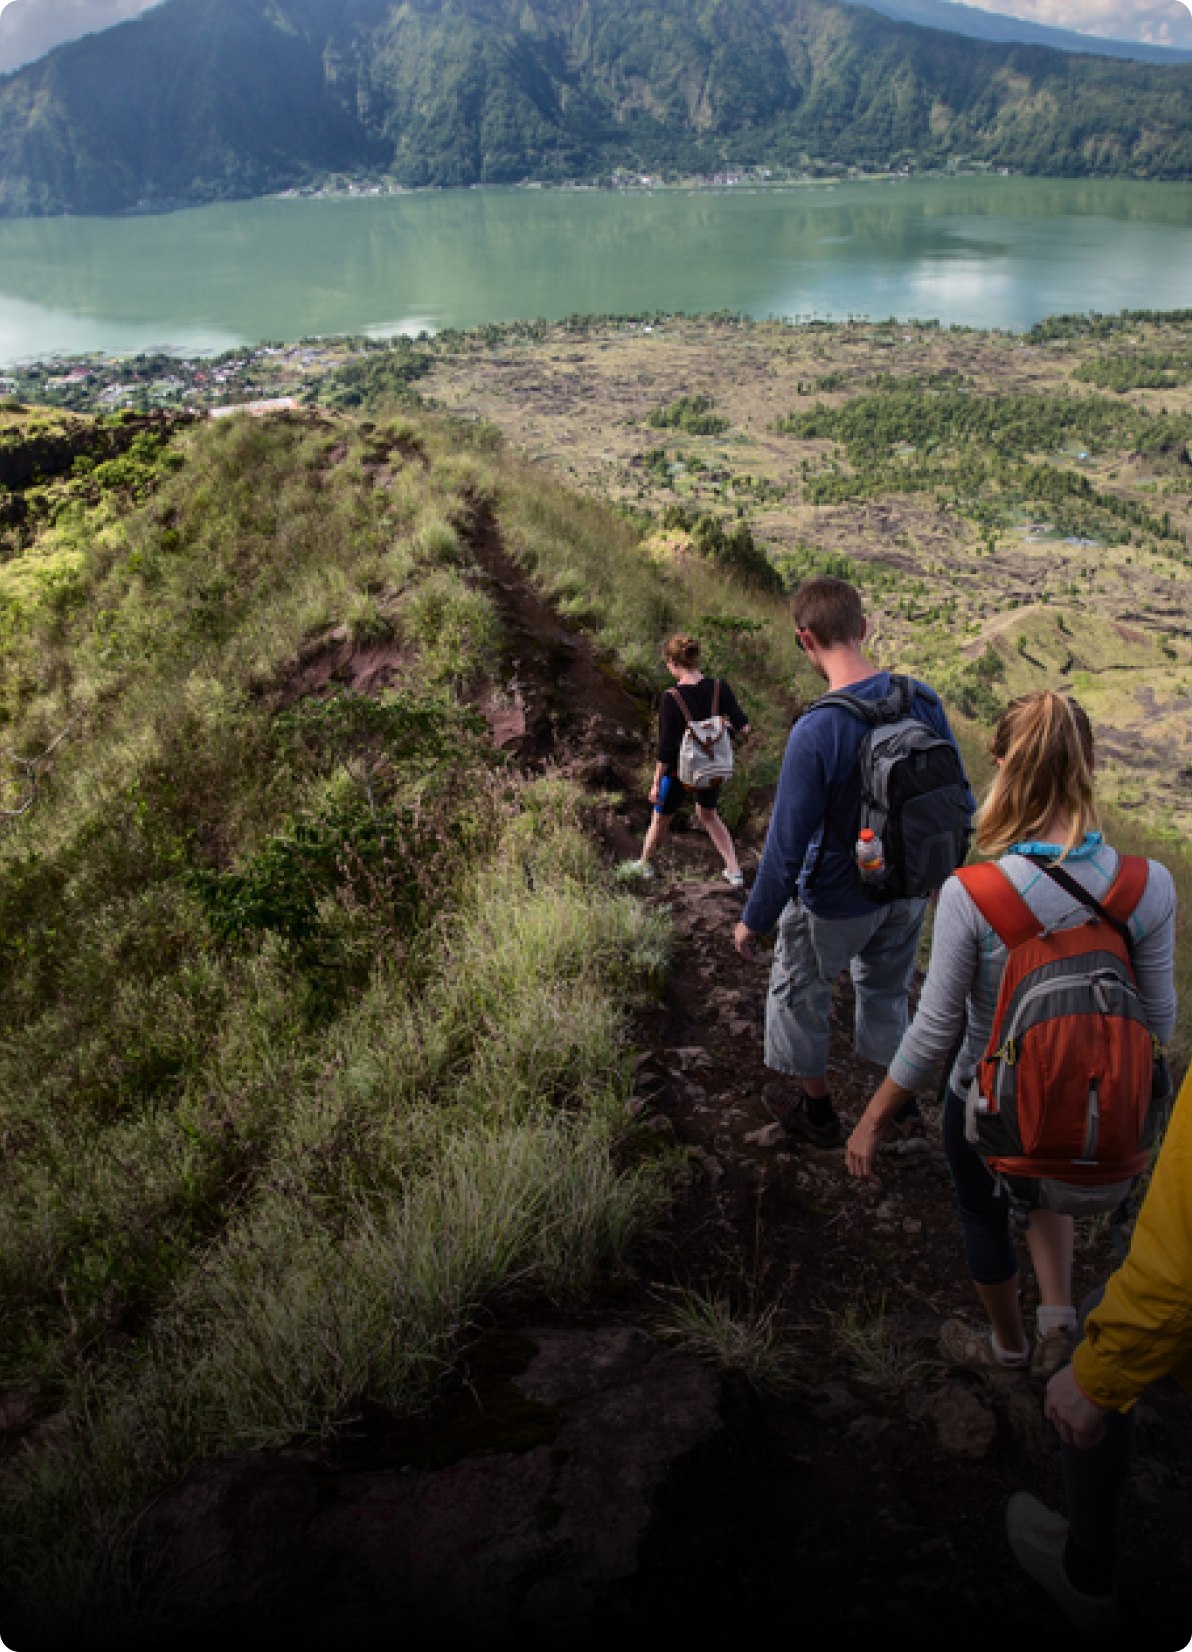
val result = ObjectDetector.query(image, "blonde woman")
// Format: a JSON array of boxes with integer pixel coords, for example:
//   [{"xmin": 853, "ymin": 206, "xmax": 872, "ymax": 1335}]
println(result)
[
  {"xmin": 632, "ymin": 634, "xmax": 750, "ymax": 885},
  {"xmin": 846, "ymin": 692, "xmax": 1177, "ymax": 1376}
]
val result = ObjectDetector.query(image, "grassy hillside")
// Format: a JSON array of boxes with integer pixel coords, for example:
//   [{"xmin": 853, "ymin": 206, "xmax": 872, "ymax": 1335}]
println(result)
[
  {"xmin": 2, "ymin": 0, "xmax": 1192, "ymax": 214},
  {"xmin": 0, "ymin": 404, "xmax": 693, "ymax": 1640}
]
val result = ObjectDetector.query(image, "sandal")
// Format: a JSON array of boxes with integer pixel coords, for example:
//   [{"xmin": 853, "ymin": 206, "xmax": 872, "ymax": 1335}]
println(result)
[{"xmin": 939, "ymin": 1318, "xmax": 1029, "ymax": 1371}]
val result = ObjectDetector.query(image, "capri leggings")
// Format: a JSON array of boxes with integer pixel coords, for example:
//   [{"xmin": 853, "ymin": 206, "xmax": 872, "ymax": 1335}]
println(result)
[{"xmin": 942, "ymin": 1084, "xmax": 1019, "ymax": 1286}]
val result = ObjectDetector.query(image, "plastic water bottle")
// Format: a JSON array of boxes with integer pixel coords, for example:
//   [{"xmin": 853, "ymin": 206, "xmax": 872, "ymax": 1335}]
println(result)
[{"xmin": 856, "ymin": 828, "xmax": 884, "ymax": 880}]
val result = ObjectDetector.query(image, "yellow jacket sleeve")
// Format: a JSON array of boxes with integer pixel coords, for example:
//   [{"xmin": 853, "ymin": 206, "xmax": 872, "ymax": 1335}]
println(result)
[{"xmin": 1072, "ymin": 1064, "xmax": 1192, "ymax": 1412}]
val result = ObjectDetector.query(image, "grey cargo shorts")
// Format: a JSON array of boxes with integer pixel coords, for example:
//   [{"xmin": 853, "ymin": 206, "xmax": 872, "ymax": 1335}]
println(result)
[{"xmin": 764, "ymin": 895, "xmax": 928, "ymax": 1079}]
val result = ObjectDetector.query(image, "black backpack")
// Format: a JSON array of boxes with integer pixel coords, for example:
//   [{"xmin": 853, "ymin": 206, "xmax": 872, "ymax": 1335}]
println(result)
[{"xmin": 809, "ymin": 675, "xmax": 972, "ymax": 904}]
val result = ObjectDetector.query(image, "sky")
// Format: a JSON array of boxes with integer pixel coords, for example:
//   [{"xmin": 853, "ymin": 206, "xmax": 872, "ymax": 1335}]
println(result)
[{"xmin": 0, "ymin": 0, "xmax": 1190, "ymax": 47}]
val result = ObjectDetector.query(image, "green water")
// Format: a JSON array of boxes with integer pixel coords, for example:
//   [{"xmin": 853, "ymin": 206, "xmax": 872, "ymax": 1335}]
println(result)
[{"xmin": 2, "ymin": 175, "xmax": 1192, "ymax": 362}]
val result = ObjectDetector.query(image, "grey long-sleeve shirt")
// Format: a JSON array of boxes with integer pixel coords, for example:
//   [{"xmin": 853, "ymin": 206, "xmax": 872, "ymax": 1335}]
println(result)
[{"xmin": 889, "ymin": 837, "xmax": 1178, "ymax": 1097}]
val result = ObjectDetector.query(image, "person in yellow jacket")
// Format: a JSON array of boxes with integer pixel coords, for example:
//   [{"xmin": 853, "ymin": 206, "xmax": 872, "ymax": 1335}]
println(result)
[{"xmin": 1007, "ymin": 1061, "xmax": 1192, "ymax": 1633}]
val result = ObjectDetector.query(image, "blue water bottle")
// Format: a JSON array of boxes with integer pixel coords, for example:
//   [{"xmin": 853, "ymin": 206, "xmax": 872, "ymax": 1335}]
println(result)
[{"xmin": 653, "ymin": 775, "xmax": 673, "ymax": 814}]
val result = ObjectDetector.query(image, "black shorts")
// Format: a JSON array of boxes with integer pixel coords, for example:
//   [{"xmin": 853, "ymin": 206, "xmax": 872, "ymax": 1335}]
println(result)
[{"xmin": 656, "ymin": 774, "xmax": 721, "ymax": 816}]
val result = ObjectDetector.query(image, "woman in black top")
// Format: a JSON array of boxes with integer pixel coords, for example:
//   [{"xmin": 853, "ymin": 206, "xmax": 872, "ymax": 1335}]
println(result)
[{"xmin": 632, "ymin": 634, "xmax": 750, "ymax": 885}]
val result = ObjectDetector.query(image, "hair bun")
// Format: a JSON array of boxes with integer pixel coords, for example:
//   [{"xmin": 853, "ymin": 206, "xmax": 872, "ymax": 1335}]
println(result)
[{"xmin": 665, "ymin": 633, "xmax": 701, "ymax": 669}]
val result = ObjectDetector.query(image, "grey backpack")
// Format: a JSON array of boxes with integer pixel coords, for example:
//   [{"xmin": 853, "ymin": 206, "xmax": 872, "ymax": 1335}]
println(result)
[
  {"xmin": 669, "ymin": 680, "xmax": 735, "ymax": 790},
  {"xmin": 813, "ymin": 675, "xmax": 971, "ymax": 903}
]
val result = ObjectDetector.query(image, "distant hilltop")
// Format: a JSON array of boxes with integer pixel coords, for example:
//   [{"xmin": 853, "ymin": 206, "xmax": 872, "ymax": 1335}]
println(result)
[
  {"xmin": 1, "ymin": 0, "xmax": 1191, "ymax": 216},
  {"xmin": 864, "ymin": 0, "xmax": 1192, "ymax": 61},
  {"xmin": 2, "ymin": 0, "xmax": 1189, "ymax": 77},
  {"xmin": 0, "ymin": 0, "xmax": 160, "ymax": 77}
]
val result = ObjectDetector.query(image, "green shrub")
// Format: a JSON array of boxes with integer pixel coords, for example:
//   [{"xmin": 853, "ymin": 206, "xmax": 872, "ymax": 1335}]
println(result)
[
  {"xmin": 317, "ymin": 340, "xmax": 431, "ymax": 410},
  {"xmin": 647, "ymin": 395, "xmax": 729, "ymax": 437},
  {"xmin": 689, "ymin": 514, "xmax": 783, "ymax": 593},
  {"xmin": 1074, "ymin": 351, "xmax": 1192, "ymax": 393}
]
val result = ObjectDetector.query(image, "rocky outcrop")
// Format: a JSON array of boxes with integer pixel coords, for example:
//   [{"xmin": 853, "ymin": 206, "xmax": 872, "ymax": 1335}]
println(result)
[{"xmin": 0, "ymin": 410, "xmax": 191, "ymax": 494}]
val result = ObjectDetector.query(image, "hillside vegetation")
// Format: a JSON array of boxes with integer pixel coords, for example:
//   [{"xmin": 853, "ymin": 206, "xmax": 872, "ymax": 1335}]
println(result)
[
  {"xmin": 2, "ymin": 0, "xmax": 1192, "ymax": 214},
  {"xmin": 0, "ymin": 404, "xmax": 700, "ymax": 1640}
]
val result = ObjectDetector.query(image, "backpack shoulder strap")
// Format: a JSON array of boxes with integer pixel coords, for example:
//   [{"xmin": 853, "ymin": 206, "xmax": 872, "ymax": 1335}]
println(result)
[
  {"xmin": 667, "ymin": 686, "xmax": 695, "ymax": 729},
  {"xmin": 811, "ymin": 690, "xmax": 882, "ymax": 727},
  {"xmin": 1038, "ymin": 856, "xmax": 1146, "ymax": 961},
  {"xmin": 887, "ymin": 674, "xmax": 915, "ymax": 717},
  {"xmin": 956, "ymin": 863, "xmax": 1045, "ymax": 950},
  {"xmin": 1102, "ymin": 855, "xmax": 1149, "ymax": 925},
  {"xmin": 712, "ymin": 679, "xmax": 721, "ymax": 718}
]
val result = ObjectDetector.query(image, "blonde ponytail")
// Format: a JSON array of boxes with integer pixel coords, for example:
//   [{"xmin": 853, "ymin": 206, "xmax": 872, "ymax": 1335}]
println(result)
[{"xmin": 976, "ymin": 692, "xmax": 1098, "ymax": 859}]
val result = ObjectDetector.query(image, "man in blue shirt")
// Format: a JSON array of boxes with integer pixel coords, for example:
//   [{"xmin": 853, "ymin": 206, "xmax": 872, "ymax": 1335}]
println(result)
[{"xmin": 734, "ymin": 577, "xmax": 973, "ymax": 1146}]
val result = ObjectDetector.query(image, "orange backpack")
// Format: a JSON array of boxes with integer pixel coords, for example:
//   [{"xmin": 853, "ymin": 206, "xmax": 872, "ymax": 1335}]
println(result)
[{"xmin": 956, "ymin": 855, "xmax": 1165, "ymax": 1220}]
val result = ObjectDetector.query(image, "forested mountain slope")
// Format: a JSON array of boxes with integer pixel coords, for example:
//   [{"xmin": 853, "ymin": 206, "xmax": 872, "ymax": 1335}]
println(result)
[{"xmin": 1, "ymin": 0, "xmax": 1191, "ymax": 215}]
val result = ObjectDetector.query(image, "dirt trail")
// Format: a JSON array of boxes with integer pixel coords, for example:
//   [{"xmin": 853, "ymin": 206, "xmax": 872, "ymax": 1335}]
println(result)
[
  {"xmin": 466, "ymin": 499, "xmax": 650, "ymax": 771},
  {"xmin": 476, "ymin": 513, "xmax": 1192, "ymax": 1644},
  {"xmin": 457, "ymin": 507, "xmax": 1191, "ymax": 1645},
  {"xmin": 612, "ymin": 837, "xmax": 1190, "ymax": 1646}
]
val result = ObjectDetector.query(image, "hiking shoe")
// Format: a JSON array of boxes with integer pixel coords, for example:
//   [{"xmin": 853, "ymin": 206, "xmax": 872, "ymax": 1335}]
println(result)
[
  {"xmin": 1006, "ymin": 1493, "xmax": 1121, "ymax": 1632},
  {"xmin": 1032, "ymin": 1325, "xmax": 1076, "ymax": 1379},
  {"xmin": 878, "ymin": 1105, "xmax": 928, "ymax": 1153},
  {"xmin": 721, "ymin": 869, "xmax": 745, "ymax": 889},
  {"xmin": 763, "ymin": 1084, "xmax": 842, "ymax": 1148},
  {"xmin": 939, "ymin": 1318, "xmax": 1029, "ymax": 1371}
]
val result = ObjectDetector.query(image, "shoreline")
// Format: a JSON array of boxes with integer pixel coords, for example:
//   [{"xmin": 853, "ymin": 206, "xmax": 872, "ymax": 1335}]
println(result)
[{"xmin": 39, "ymin": 162, "xmax": 1192, "ymax": 220}]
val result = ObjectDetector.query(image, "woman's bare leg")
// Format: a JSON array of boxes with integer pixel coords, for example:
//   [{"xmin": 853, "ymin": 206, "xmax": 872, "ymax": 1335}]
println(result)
[
  {"xmin": 697, "ymin": 806, "xmax": 740, "ymax": 876},
  {"xmin": 1025, "ymin": 1209, "xmax": 1074, "ymax": 1306},
  {"xmin": 640, "ymin": 810, "xmax": 671, "ymax": 864},
  {"xmin": 976, "ymin": 1274, "xmax": 1028, "ymax": 1357}
]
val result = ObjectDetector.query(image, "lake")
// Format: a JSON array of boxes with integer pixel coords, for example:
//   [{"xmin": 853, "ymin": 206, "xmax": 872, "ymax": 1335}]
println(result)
[{"xmin": 2, "ymin": 175, "xmax": 1192, "ymax": 363}]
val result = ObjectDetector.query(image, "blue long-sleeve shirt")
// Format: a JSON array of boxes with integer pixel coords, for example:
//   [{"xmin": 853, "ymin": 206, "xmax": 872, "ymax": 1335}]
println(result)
[{"xmin": 742, "ymin": 671, "xmax": 974, "ymax": 930}]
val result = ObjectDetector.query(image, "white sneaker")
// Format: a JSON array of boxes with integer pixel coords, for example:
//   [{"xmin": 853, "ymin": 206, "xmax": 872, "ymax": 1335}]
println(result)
[
  {"xmin": 721, "ymin": 869, "xmax": 744, "ymax": 888},
  {"xmin": 616, "ymin": 859, "xmax": 654, "ymax": 881},
  {"xmin": 1006, "ymin": 1493, "xmax": 1120, "ymax": 1632}
]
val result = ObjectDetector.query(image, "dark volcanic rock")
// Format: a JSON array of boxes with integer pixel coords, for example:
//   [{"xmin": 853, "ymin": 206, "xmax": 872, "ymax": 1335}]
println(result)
[
  {"xmin": 126, "ymin": 1327, "xmax": 720, "ymax": 1649},
  {"xmin": 908, "ymin": 1381, "xmax": 998, "ymax": 1460}
]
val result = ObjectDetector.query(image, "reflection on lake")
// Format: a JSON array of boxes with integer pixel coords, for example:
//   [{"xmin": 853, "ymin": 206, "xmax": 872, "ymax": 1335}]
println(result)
[{"xmin": 1, "ymin": 175, "xmax": 1191, "ymax": 361}]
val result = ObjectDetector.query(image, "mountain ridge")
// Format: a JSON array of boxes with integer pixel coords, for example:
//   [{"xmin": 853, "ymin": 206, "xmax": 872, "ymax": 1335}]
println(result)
[
  {"xmin": 862, "ymin": 0, "xmax": 1192, "ymax": 61},
  {"xmin": 1, "ymin": 0, "xmax": 1192, "ymax": 216},
  {"xmin": 0, "ymin": 0, "xmax": 162, "ymax": 77}
]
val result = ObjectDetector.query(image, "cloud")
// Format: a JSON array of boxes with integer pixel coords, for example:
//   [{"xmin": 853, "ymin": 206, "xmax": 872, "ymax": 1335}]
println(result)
[{"xmin": 950, "ymin": 0, "xmax": 1192, "ymax": 46}]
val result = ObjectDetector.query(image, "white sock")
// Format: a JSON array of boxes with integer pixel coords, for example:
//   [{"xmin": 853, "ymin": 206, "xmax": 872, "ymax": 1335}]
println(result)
[
  {"xmin": 991, "ymin": 1331, "xmax": 1030, "ymax": 1365},
  {"xmin": 1037, "ymin": 1306, "xmax": 1078, "ymax": 1335}
]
